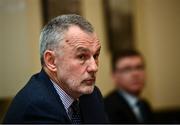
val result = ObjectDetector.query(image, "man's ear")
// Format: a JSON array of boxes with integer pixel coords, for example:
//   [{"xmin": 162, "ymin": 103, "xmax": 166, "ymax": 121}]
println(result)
[{"xmin": 43, "ymin": 50, "xmax": 57, "ymax": 72}]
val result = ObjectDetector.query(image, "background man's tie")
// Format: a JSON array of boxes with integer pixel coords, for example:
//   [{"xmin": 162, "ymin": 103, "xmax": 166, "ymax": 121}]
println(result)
[{"xmin": 136, "ymin": 100, "xmax": 147, "ymax": 122}]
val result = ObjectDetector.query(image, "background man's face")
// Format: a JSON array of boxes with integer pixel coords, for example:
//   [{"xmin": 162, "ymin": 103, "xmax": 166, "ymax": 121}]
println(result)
[
  {"xmin": 113, "ymin": 56, "xmax": 145, "ymax": 96},
  {"xmin": 55, "ymin": 26, "xmax": 101, "ymax": 97}
]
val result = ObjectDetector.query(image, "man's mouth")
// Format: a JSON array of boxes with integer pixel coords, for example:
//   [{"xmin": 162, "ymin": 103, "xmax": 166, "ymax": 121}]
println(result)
[{"xmin": 83, "ymin": 78, "xmax": 95, "ymax": 85}]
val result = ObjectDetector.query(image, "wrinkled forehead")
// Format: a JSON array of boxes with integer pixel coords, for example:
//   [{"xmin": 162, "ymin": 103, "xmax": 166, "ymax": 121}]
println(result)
[{"xmin": 63, "ymin": 26, "xmax": 100, "ymax": 51}]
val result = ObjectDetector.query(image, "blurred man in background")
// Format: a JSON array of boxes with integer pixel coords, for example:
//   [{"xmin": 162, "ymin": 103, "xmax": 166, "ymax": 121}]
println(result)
[
  {"xmin": 3, "ymin": 14, "xmax": 108, "ymax": 124},
  {"xmin": 104, "ymin": 49, "xmax": 153, "ymax": 123}
]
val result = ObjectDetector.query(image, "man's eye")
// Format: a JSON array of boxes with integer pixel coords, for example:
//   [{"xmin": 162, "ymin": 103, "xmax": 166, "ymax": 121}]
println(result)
[
  {"xmin": 78, "ymin": 55, "xmax": 86, "ymax": 60},
  {"xmin": 93, "ymin": 53, "xmax": 99, "ymax": 60}
]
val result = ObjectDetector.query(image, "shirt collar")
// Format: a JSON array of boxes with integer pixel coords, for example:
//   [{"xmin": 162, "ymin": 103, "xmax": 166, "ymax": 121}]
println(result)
[
  {"xmin": 51, "ymin": 80, "xmax": 74, "ymax": 113},
  {"xmin": 119, "ymin": 89, "xmax": 138, "ymax": 107}
]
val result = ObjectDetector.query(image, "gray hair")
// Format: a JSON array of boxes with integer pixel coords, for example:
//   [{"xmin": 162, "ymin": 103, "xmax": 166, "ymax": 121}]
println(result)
[{"xmin": 39, "ymin": 14, "xmax": 94, "ymax": 65}]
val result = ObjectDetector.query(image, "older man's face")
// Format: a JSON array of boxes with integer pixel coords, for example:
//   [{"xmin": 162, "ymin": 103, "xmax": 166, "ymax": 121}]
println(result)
[{"xmin": 55, "ymin": 26, "xmax": 101, "ymax": 98}]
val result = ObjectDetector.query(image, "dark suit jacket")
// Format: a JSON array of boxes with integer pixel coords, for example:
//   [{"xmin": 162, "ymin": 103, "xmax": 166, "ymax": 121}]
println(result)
[
  {"xmin": 3, "ymin": 69, "xmax": 109, "ymax": 124},
  {"xmin": 104, "ymin": 90, "xmax": 153, "ymax": 124}
]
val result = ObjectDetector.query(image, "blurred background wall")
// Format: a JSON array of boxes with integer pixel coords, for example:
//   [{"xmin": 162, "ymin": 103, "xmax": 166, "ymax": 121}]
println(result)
[
  {"xmin": 0, "ymin": 0, "xmax": 42, "ymax": 120},
  {"xmin": 0, "ymin": 0, "xmax": 180, "ymax": 121},
  {"xmin": 133, "ymin": 0, "xmax": 180, "ymax": 109},
  {"xmin": 0, "ymin": 0, "xmax": 41, "ymax": 98}
]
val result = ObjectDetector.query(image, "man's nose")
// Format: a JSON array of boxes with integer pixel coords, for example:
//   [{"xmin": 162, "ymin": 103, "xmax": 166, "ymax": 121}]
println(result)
[
  {"xmin": 131, "ymin": 69, "xmax": 142, "ymax": 77},
  {"xmin": 87, "ymin": 57, "xmax": 98, "ymax": 73}
]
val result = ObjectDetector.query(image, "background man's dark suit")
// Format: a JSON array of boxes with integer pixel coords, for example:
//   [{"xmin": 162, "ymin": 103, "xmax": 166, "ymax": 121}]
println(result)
[
  {"xmin": 3, "ymin": 69, "xmax": 109, "ymax": 123},
  {"xmin": 104, "ymin": 90, "xmax": 152, "ymax": 123}
]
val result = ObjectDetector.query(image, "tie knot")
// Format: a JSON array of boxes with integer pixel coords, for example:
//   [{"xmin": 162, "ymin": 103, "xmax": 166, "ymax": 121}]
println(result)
[{"xmin": 71, "ymin": 100, "xmax": 80, "ymax": 113}]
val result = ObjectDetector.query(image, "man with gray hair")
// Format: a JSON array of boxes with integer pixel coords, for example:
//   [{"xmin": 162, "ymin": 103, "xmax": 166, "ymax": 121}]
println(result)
[{"xmin": 3, "ymin": 14, "xmax": 109, "ymax": 124}]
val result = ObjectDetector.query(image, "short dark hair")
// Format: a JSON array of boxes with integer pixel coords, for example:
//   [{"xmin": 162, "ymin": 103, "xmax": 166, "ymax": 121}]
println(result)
[{"xmin": 111, "ymin": 49, "xmax": 144, "ymax": 72}]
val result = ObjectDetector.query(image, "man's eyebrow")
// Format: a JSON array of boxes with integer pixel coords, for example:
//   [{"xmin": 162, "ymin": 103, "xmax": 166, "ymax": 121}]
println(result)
[
  {"xmin": 76, "ymin": 47, "xmax": 90, "ymax": 53},
  {"xmin": 76, "ymin": 46, "xmax": 101, "ymax": 54}
]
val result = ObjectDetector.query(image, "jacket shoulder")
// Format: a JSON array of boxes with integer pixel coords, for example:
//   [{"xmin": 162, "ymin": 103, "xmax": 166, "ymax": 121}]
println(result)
[
  {"xmin": 104, "ymin": 90, "xmax": 122, "ymax": 105},
  {"xmin": 3, "ymin": 71, "xmax": 69, "ymax": 123}
]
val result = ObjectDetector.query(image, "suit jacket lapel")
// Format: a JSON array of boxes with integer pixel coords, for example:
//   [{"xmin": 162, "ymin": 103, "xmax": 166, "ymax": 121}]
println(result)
[
  {"xmin": 39, "ymin": 69, "xmax": 71, "ymax": 123},
  {"xmin": 79, "ymin": 94, "xmax": 94, "ymax": 123},
  {"xmin": 79, "ymin": 87, "xmax": 108, "ymax": 123},
  {"xmin": 117, "ymin": 92, "xmax": 138, "ymax": 121}
]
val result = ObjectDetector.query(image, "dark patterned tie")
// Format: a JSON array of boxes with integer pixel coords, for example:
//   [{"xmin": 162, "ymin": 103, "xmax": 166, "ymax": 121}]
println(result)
[{"xmin": 70, "ymin": 100, "xmax": 82, "ymax": 124}]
